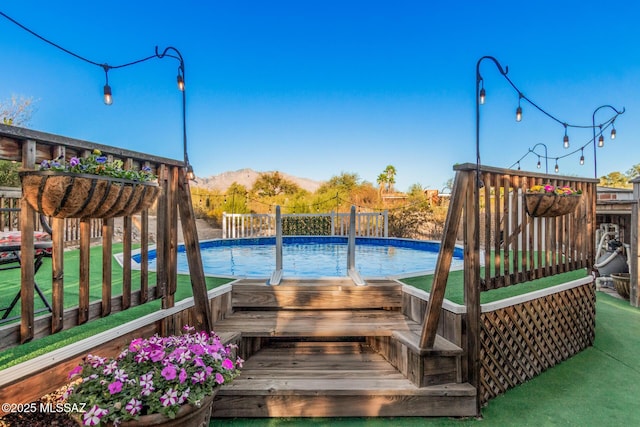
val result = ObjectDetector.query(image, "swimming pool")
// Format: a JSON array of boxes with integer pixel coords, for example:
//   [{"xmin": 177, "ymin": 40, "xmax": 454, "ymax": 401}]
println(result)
[{"xmin": 139, "ymin": 236, "xmax": 464, "ymax": 278}]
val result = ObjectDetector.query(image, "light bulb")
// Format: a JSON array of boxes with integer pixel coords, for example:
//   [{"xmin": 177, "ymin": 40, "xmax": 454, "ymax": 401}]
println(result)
[
  {"xmin": 580, "ymin": 154, "xmax": 585, "ymax": 165},
  {"xmin": 598, "ymin": 134, "xmax": 604, "ymax": 147},
  {"xmin": 555, "ymin": 163, "xmax": 559, "ymax": 173},
  {"xmin": 177, "ymin": 74, "xmax": 185, "ymax": 91},
  {"xmin": 516, "ymin": 106, "xmax": 522, "ymax": 122},
  {"xmin": 103, "ymin": 85, "xmax": 113, "ymax": 105},
  {"xmin": 479, "ymin": 88, "xmax": 486, "ymax": 104},
  {"xmin": 611, "ymin": 128, "xmax": 616, "ymax": 140},
  {"xmin": 563, "ymin": 134, "xmax": 569, "ymax": 149},
  {"xmin": 537, "ymin": 158, "xmax": 541, "ymax": 169}
]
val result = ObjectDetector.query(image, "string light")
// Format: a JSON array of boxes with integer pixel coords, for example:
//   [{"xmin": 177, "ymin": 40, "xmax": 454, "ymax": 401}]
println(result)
[
  {"xmin": 611, "ymin": 121, "xmax": 617, "ymax": 140},
  {"xmin": 554, "ymin": 158, "xmax": 559, "ymax": 173},
  {"xmin": 537, "ymin": 156, "xmax": 541, "ymax": 169},
  {"xmin": 563, "ymin": 124, "xmax": 569, "ymax": 149},
  {"xmin": 479, "ymin": 82, "xmax": 486, "ymax": 104},
  {"xmin": 517, "ymin": 161, "xmax": 521, "ymax": 170},
  {"xmin": 580, "ymin": 148, "xmax": 585, "ymax": 165},
  {"xmin": 103, "ymin": 66, "xmax": 112, "ymax": 105},
  {"xmin": 516, "ymin": 94, "xmax": 523, "ymax": 122}
]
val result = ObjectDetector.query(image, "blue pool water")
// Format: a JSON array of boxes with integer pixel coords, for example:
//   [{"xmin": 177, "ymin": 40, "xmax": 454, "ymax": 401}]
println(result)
[{"xmin": 142, "ymin": 236, "xmax": 464, "ymax": 278}]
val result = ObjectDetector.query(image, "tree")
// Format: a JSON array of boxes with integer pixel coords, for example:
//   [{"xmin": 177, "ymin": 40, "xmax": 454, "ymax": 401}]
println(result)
[
  {"xmin": 626, "ymin": 164, "xmax": 640, "ymax": 180},
  {"xmin": 599, "ymin": 171, "xmax": 630, "ymax": 188},
  {"xmin": 252, "ymin": 172, "xmax": 300, "ymax": 197},
  {"xmin": 0, "ymin": 95, "xmax": 37, "ymax": 127},
  {"xmin": 377, "ymin": 165, "xmax": 396, "ymax": 193},
  {"xmin": 223, "ymin": 183, "xmax": 249, "ymax": 214}
]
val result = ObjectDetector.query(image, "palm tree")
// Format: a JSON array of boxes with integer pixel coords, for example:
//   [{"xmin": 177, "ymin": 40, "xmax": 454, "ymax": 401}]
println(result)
[{"xmin": 384, "ymin": 165, "xmax": 396, "ymax": 193}]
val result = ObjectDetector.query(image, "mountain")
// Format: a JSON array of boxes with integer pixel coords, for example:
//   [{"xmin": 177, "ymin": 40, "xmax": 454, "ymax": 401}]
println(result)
[{"xmin": 193, "ymin": 168, "xmax": 323, "ymax": 193}]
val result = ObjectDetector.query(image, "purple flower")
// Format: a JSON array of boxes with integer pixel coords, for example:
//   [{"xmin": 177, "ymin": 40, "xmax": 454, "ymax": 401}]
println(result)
[
  {"xmin": 178, "ymin": 387, "xmax": 190, "ymax": 405},
  {"xmin": 125, "ymin": 398, "xmax": 142, "ymax": 416},
  {"xmin": 69, "ymin": 157, "xmax": 80, "ymax": 167},
  {"xmin": 40, "ymin": 160, "xmax": 50, "ymax": 169},
  {"xmin": 68, "ymin": 365, "xmax": 83, "ymax": 379},
  {"xmin": 103, "ymin": 360, "xmax": 117, "ymax": 375},
  {"xmin": 129, "ymin": 338, "xmax": 144, "ymax": 352},
  {"xmin": 96, "ymin": 156, "xmax": 107, "ymax": 164},
  {"xmin": 82, "ymin": 405, "xmax": 108, "ymax": 426},
  {"xmin": 108, "ymin": 380, "xmax": 123, "ymax": 394},
  {"xmin": 114, "ymin": 368, "xmax": 128, "ymax": 382},
  {"xmin": 149, "ymin": 348, "xmax": 165, "ymax": 362},
  {"xmin": 161, "ymin": 364, "xmax": 177, "ymax": 381},
  {"xmin": 160, "ymin": 388, "xmax": 178, "ymax": 407},
  {"xmin": 179, "ymin": 368, "xmax": 188, "ymax": 384},
  {"xmin": 191, "ymin": 370, "xmax": 205, "ymax": 384}
]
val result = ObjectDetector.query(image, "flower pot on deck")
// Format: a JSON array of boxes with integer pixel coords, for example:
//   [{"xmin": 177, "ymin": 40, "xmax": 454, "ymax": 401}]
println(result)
[
  {"xmin": 19, "ymin": 171, "xmax": 160, "ymax": 219},
  {"xmin": 104, "ymin": 393, "xmax": 215, "ymax": 427},
  {"xmin": 524, "ymin": 192, "xmax": 581, "ymax": 218}
]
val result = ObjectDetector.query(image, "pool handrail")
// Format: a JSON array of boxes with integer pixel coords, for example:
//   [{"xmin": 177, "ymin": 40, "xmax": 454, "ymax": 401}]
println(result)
[
  {"xmin": 268, "ymin": 205, "xmax": 283, "ymax": 285},
  {"xmin": 347, "ymin": 206, "xmax": 366, "ymax": 286}
]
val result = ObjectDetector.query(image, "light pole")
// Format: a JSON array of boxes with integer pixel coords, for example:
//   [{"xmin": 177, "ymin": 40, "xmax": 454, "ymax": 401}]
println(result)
[
  {"xmin": 155, "ymin": 46, "xmax": 194, "ymax": 180},
  {"xmin": 476, "ymin": 56, "xmax": 509, "ymax": 186},
  {"xmin": 529, "ymin": 143, "xmax": 549, "ymax": 174},
  {"xmin": 592, "ymin": 105, "xmax": 625, "ymax": 179}
]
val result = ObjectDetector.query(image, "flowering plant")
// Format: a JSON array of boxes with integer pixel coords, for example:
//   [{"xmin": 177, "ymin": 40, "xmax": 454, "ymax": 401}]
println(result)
[
  {"xmin": 527, "ymin": 184, "xmax": 582, "ymax": 196},
  {"xmin": 65, "ymin": 326, "xmax": 242, "ymax": 426},
  {"xmin": 39, "ymin": 149, "xmax": 156, "ymax": 182}
]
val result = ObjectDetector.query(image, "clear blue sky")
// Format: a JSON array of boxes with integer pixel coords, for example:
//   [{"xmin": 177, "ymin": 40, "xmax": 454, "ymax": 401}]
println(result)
[{"xmin": 1, "ymin": 1, "xmax": 638, "ymax": 191}]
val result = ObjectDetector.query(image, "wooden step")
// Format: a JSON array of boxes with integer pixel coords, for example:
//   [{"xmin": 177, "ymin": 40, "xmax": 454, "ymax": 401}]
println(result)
[
  {"xmin": 213, "ymin": 342, "xmax": 476, "ymax": 417},
  {"xmin": 213, "ymin": 309, "xmax": 421, "ymax": 338},
  {"xmin": 231, "ymin": 278, "xmax": 403, "ymax": 310}
]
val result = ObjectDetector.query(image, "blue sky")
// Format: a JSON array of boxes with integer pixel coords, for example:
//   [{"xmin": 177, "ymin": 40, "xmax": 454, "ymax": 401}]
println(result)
[{"xmin": 1, "ymin": 1, "xmax": 638, "ymax": 191}]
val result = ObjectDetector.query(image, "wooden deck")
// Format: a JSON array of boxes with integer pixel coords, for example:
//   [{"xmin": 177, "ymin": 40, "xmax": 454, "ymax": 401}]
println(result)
[{"xmin": 210, "ymin": 278, "xmax": 477, "ymax": 417}]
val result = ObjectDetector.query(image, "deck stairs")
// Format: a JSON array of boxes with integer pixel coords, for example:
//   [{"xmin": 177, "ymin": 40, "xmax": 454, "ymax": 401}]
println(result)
[{"xmin": 211, "ymin": 278, "xmax": 477, "ymax": 418}]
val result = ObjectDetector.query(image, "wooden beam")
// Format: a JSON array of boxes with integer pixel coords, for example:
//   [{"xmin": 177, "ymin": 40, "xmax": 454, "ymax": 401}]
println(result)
[
  {"xmin": 419, "ymin": 171, "xmax": 468, "ymax": 348},
  {"xmin": 51, "ymin": 217, "xmax": 65, "ymax": 333},
  {"xmin": 78, "ymin": 218, "xmax": 91, "ymax": 324},
  {"xmin": 177, "ymin": 170, "xmax": 213, "ymax": 331},
  {"xmin": 122, "ymin": 215, "xmax": 132, "ymax": 310}
]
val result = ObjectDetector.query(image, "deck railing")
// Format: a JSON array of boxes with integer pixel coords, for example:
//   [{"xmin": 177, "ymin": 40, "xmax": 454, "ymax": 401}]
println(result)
[
  {"xmin": 419, "ymin": 162, "xmax": 598, "ymax": 410},
  {"xmin": 0, "ymin": 124, "xmax": 210, "ymax": 348},
  {"xmin": 222, "ymin": 211, "xmax": 388, "ymax": 238}
]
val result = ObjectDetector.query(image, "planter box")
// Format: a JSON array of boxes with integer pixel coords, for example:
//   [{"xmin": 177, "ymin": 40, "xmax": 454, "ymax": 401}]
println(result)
[
  {"xmin": 20, "ymin": 171, "xmax": 160, "ymax": 219},
  {"xmin": 524, "ymin": 192, "xmax": 581, "ymax": 217}
]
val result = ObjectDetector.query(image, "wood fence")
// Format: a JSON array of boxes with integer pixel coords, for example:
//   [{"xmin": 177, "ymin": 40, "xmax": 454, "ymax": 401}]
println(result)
[{"xmin": 0, "ymin": 124, "xmax": 210, "ymax": 348}]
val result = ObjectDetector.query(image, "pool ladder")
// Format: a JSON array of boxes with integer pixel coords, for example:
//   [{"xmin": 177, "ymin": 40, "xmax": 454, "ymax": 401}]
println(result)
[{"xmin": 267, "ymin": 205, "xmax": 366, "ymax": 286}]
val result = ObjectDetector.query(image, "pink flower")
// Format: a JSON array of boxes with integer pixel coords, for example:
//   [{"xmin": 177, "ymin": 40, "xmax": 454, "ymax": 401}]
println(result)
[
  {"xmin": 149, "ymin": 349, "xmax": 165, "ymax": 362},
  {"xmin": 128, "ymin": 338, "xmax": 144, "ymax": 352},
  {"xmin": 108, "ymin": 380, "xmax": 123, "ymax": 394},
  {"xmin": 68, "ymin": 365, "xmax": 83, "ymax": 379},
  {"xmin": 161, "ymin": 364, "xmax": 177, "ymax": 381},
  {"xmin": 222, "ymin": 358, "xmax": 235, "ymax": 370},
  {"xmin": 125, "ymin": 398, "xmax": 142, "ymax": 416},
  {"xmin": 191, "ymin": 370, "xmax": 205, "ymax": 384},
  {"xmin": 215, "ymin": 373, "xmax": 225, "ymax": 384}
]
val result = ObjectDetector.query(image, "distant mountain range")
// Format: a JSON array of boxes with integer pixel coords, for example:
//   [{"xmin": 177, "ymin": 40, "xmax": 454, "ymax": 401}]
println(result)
[{"xmin": 193, "ymin": 168, "xmax": 323, "ymax": 193}]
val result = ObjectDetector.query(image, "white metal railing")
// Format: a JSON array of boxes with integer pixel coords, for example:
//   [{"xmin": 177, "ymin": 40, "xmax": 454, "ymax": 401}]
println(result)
[{"xmin": 221, "ymin": 210, "xmax": 388, "ymax": 239}]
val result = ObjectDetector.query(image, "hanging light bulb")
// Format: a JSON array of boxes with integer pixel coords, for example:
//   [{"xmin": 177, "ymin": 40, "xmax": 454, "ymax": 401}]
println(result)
[
  {"xmin": 479, "ymin": 87, "xmax": 486, "ymax": 105},
  {"xmin": 563, "ymin": 124, "xmax": 569, "ymax": 148},
  {"xmin": 102, "ymin": 66, "xmax": 113, "ymax": 105},
  {"xmin": 580, "ymin": 148, "xmax": 585, "ymax": 165},
  {"xmin": 177, "ymin": 73, "xmax": 185, "ymax": 91},
  {"xmin": 610, "ymin": 126, "xmax": 616, "ymax": 140},
  {"xmin": 103, "ymin": 84, "xmax": 113, "ymax": 105},
  {"xmin": 598, "ymin": 125, "xmax": 604, "ymax": 147},
  {"xmin": 537, "ymin": 156, "xmax": 541, "ymax": 169},
  {"xmin": 516, "ymin": 94, "xmax": 523, "ymax": 122},
  {"xmin": 517, "ymin": 161, "xmax": 521, "ymax": 171},
  {"xmin": 554, "ymin": 159, "xmax": 559, "ymax": 173}
]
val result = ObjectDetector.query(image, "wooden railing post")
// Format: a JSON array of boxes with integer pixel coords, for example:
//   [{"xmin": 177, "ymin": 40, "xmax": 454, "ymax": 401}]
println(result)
[
  {"xmin": 419, "ymin": 171, "xmax": 468, "ymax": 348},
  {"xmin": 20, "ymin": 139, "xmax": 36, "ymax": 343}
]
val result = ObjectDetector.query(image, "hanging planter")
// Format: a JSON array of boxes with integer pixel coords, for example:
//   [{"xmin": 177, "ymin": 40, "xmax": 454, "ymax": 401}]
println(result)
[
  {"xmin": 524, "ymin": 185, "xmax": 582, "ymax": 218},
  {"xmin": 19, "ymin": 170, "xmax": 160, "ymax": 219}
]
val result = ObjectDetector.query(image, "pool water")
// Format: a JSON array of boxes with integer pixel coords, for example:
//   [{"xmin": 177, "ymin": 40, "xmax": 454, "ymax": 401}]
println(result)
[{"xmin": 143, "ymin": 236, "xmax": 464, "ymax": 278}]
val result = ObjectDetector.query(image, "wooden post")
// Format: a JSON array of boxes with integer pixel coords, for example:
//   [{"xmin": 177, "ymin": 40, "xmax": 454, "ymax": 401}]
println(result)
[
  {"xmin": 140, "ymin": 210, "xmax": 149, "ymax": 303},
  {"xmin": 631, "ymin": 177, "xmax": 640, "ymax": 307},
  {"xmin": 177, "ymin": 170, "xmax": 213, "ymax": 331},
  {"xmin": 20, "ymin": 139, "xmax": 36, "ymax": 343},
  {"xmin": 102, "ymin": 218, "xmax": 113, "ymax": 317},
  {"xmin": 419, "ymin": 171, "xmax": 468, "ymax": 348},
  {"xmin": 122, "ymin": 216, "xmax": 132, "ymax": 310},
  {"xmin": 156, "ymin": 165, "xmax": 168, "ymax": 302},
  {"xmin": 78, "ymin": 218, "xmax": 91, "ymax": 324},
  {"xmin": 167, "ymin": 166, "xmax": 179, "ymax": 306},
  {"xmin": 51, "ymin": 217, "xmax": 64, "ymax": 333},
  {"xmin": 465, "ymin": 169, "xmax": 481, "ymax": 416}
]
